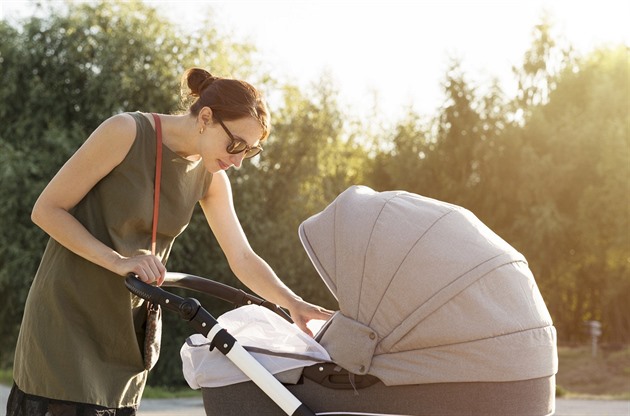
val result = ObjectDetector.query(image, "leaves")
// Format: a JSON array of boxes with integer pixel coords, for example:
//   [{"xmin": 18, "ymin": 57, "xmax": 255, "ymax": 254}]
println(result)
[{"xmin": 0, "ymin": 3, "xmax": 627, "ymax": 388}]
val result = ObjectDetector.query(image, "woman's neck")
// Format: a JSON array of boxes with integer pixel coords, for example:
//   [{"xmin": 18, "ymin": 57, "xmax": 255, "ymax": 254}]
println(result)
[{"xmin": 156, "ymin": 113, "xmax": 201, "ymax": 161}]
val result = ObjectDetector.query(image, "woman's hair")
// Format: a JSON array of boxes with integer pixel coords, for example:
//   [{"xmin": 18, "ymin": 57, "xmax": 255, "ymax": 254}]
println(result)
[{"xmin": 181, "ymin": 68, "xmax": 270, "ymax": 140}]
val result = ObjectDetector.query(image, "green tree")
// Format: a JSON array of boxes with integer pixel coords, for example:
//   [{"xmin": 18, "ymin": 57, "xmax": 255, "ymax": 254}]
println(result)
[
  {"xmin": 365, "ymin": 108, "xmax": 432, "ymax": 193},
  {"xmin": 366, "ymin": 60, "xmax": 509, "ymax": 220},
  {"xmin": 480, "ymin": 44, "xmax": 629, "ymax": 344},
  {"xmin": 514, "ymin": 46, "xmax": 629, "ymax": 343},
  {"xmin": 511, "ymin": 12, "xmax": 574, "ymax": 121},
  {"xmin": 363, "ymin": 16, "xmax": 628, "ymax": 346},
  {"xmin": 229, "ymin": 77, "xmax": 367, "ymax": 309}
]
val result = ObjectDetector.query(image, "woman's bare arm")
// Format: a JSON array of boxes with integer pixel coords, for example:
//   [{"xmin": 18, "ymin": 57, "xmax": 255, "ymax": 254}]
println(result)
[
  {"xmin": 31, "ymin": 114, "xmax": 166, "ymax": 283},
  {"xmin": 200, "ymin": 171, "xmax": 332, "ymax": 334}
]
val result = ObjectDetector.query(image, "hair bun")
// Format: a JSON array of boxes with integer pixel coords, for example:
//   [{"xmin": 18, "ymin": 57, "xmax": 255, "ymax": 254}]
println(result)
[{"xmin": 184, "ymin": 68, "xmax": 218, "ymax": 97}]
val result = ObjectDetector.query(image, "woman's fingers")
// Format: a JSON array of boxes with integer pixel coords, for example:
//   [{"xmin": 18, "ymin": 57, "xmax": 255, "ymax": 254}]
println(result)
[
  {"xmin": 154, "ymin": 261, "xmax": 166, "ymax": 286},
  {"xmin": 126, "ymin": 255, "xmax": 166, "ymax": 285},
  {"xmin": 289, "ymin": 301, "xmax": 334, "ymax": 337}
]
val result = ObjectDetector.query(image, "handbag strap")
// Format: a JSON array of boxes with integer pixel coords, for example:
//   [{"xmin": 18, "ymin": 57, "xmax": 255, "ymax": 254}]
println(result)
[{"xmin": 150, "ymin": 113, "xmax": 162, "ymax": 256}]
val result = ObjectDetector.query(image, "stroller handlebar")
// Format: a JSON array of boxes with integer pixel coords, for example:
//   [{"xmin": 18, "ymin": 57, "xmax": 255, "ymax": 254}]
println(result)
[
  {"xmin": 163, "ymin": 272, "xmax": 293, "ymax": 323},
  {"xmin": 124, "ymin": 272, "xmax": 293, "ymax": 323}
]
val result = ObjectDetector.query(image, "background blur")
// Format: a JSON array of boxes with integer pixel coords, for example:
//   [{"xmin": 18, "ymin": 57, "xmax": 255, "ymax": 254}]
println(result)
[{"xmin": 0, "ymin": 0, "xmax": 628, "ymax": 392}]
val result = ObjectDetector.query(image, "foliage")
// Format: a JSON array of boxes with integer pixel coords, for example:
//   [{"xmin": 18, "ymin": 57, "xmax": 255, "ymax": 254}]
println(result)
[
  {"xmin": 0, "ymin": 2, "xmax": 627, "ymax": 390},
  {"xmin": 512, "ymin": 46, "xmax": 629, "ymax": 343},
  {"xmin": 230, "ymin": 78, "xmax": 366, "ymax": 308}
]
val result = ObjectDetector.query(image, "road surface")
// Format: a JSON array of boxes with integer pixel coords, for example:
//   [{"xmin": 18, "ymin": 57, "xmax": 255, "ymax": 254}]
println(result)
[{"xmin": 1, "ymin": 384, "xmax": 628, "ymax": 415}]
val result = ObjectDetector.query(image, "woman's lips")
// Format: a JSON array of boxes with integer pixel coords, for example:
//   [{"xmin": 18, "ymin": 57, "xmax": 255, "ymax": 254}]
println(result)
[{"xmin": 218, "ymin": 160, "xmax": 230, "ymax": 170}]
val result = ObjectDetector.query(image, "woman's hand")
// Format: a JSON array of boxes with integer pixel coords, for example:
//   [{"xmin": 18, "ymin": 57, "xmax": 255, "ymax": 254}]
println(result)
[
  {"xmin": 116, "ymin": 254, "xmax": 166, "ymax": 286},
  {"xmin": 287, "ymin": 299, "xmax": 334, "ymax": 337}
]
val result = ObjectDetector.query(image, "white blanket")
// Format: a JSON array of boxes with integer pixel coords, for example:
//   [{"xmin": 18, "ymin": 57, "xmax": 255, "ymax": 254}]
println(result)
[{"xmin": 181, "ymin": 304, "xmax": 331, "ymax": 389}]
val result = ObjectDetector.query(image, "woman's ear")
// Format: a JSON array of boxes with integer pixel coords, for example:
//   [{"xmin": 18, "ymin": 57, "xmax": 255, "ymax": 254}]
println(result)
[{"xmin": 198, "ymin": 106, "xmax": 214, "ymax": 127}]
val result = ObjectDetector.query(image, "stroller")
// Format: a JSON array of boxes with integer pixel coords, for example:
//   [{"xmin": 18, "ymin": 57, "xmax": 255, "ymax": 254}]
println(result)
[{"xmin": 127, "ymin": 185, "xmax": 557, "ymax": 416}]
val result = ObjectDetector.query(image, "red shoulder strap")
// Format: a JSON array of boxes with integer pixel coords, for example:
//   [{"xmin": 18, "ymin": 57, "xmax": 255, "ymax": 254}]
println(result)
[{"xmin": 150, "ymin": 113, "xmax": 162, "ymax": 256}]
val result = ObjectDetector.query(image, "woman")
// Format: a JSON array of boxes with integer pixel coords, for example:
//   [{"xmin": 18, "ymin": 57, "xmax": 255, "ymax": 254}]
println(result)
[{"xmin": 7, "ymin": 68, "xmax": 332, "ymax": 415}]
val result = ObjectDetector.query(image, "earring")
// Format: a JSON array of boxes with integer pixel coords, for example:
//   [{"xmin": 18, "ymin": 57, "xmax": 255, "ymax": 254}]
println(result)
[{"xmin": 199, "ymin": 127, "xmax": 205, "ymax": 134}]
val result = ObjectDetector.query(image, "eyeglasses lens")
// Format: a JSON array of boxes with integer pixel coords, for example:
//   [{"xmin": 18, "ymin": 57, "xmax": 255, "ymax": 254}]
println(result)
[
  {"xmin": 226, "ymin": 140, "xmax": 262, "ymax": 158},
  {"xmin": 217, "ymin": 117, "xmax": 263, "ymax": 158}
]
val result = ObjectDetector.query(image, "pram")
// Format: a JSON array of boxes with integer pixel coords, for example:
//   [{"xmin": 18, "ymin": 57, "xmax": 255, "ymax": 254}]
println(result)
[{"xmin": 126, "ymin": 185, "xmax": 557, "ymax": 416}]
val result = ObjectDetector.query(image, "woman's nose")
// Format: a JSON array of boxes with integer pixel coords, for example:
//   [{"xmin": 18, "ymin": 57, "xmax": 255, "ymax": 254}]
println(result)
[{"xmin": 229, "ymin": 152, "xmax": 245, "ymax": 169}]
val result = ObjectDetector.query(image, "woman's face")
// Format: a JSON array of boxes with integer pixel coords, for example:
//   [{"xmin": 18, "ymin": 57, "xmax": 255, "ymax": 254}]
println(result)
[{"xmin": 200, "ymin": 116, "xmax": 263, "ymax": 173}]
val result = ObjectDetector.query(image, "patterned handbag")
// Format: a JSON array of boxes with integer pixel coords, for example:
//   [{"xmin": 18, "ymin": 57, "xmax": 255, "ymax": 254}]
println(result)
[
  {"xmin": 143, "ymin": 113, "xmax": 164, "ymax": 371},
  {"xmin": 144, "ymin": 300, "xmax": 162, "ymax": 371}
]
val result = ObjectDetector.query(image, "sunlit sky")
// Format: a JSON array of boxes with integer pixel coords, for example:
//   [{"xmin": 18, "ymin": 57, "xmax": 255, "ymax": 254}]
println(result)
[{"xmin": 2, "ymin": 0, "xmax": 628, "ymax": 121}]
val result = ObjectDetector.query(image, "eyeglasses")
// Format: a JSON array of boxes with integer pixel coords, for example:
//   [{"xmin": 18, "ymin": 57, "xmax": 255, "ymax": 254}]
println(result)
[{"xmin": 215, "ymin": 117, "xmax": 263, "ymax": 159}]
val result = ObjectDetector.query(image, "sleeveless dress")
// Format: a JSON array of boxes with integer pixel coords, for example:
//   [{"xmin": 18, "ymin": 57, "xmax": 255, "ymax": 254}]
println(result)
[{"xmin": 11, "ymin": 112, "xmax": 213, "ymax": 408}]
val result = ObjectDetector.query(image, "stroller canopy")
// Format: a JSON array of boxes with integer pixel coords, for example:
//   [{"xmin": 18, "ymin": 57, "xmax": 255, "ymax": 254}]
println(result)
[{"xmin": 299, "ymin": 186, "xmax": 557, "ymax": 386}]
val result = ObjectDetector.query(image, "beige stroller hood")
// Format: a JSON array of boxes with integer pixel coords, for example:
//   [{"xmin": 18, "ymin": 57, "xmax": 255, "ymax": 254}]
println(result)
[{"xmin": 298, "ymin": 185, "xmax": 557, "ymax": 386}]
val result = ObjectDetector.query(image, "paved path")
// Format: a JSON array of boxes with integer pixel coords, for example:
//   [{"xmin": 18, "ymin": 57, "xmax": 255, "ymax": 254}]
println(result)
[
  {"xmin": 553, "ymin": 398, "xmax": 629, "ymax": 415},
  {"xmin": 1, "ymin": 384, "xmax": 628, "ymax": 415},
  {"xmin": 136, "ymin": 397, "xmax": 630, "ymax": 415}
]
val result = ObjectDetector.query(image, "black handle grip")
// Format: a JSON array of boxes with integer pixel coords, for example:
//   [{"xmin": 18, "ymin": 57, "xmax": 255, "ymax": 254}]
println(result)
[
  {"xmin": 125, "ymin": 274, "xmax": 186, "ymax": 314},
  {"xmin": 125, "ymin": 274, "xmax": 160, "ymax": 302}
]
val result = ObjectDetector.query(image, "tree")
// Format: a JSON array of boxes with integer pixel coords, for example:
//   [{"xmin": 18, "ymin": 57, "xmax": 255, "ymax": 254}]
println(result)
[
  {"xmin": 511, "ymin": 12, "xmax": 574, "ymax": 122},
  {"xmin": 229, "ymin": 76, "xmax": 367, "ymax": 308},
  {"xmin": 365, "ymin": 107, "xmax": 432, "ymax": 193},
  {"xmin": 482, "ymin": 44, "xmax": 629, "ymax": 344},
  {"xmin": 362, "ymin": 16, "xmax": 629, "ymax": 345},
  {"xmin": 366, "ymin": 60, "xmax": 509, "ymax": 220},
  {"xmin": 519, "ymin": 46, "xmax": 629, "ymax": 343}
]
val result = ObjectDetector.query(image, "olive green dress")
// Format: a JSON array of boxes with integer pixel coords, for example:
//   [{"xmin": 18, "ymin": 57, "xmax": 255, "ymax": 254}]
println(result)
[{"xmin": 13, "ymin": 112, "xmax": 213, "ymax": 408}]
